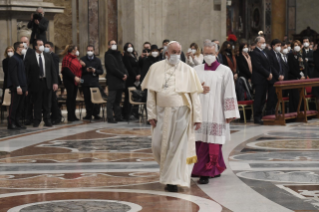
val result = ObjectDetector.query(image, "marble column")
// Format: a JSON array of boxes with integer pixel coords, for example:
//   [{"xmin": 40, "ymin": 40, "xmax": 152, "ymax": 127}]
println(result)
[
  {"xmin": 78, "ymin": 0, "xmax": 89, "ymax": 58},
  {"xmin": 271, "ymin": 0, "xmax": 286, "ymax": 40},
  {"xmin": 89, "ymin": 0, "xmax": 99, "ymax": 54},
  {"xmin": 72, "ymin": 0, "xmax": 77, "ymax": 45},
  {"xmin": 108, "ymin": 0, "xmax": 118, "ymax": 43}
]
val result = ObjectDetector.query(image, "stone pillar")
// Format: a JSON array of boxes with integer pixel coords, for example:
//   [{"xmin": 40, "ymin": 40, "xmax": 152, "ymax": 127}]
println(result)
[
  {"xmin": 79, "ymin": 0, "xmax": 89, "ymax": 58},
  {"xmin": 271, "ymin": 0, "xmax": 286, "ymax": 40}
]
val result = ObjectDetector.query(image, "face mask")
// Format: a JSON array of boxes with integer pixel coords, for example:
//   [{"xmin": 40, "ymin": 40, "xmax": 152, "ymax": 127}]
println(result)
[
  {"xmin": 168, "ymin": 54, "xmax": 180, "ymax": 65},
  {"xmin": 294, "ymin": 46, "xmax": 301, "ymax": 52},
  {"xmin": 151, "ymin": 51, "xmax": 159, "ymax": 57},
  {"xmin": 111, "ymin": 45, "xmax": 117, "ymax": 50},
  {"xmin": 38, "ymin": 45, "xmax": 44, "ymax": 52},
  {"xmin": 287, "ymin": 47, "xmax": 291, "ymax": 51},
  {"xmin": 21, "ymin": 49, "xmax": 27, "ymax": 55},
  {"xmin": 261, "ymin": 43, "xmax": 267, "ymax": 50},
  {"xmin": 275, "ymin": 46, "xmax": 281, "ymax": 53},
  {"xmin": 232, "ymin": 45, "xmax": 235, "ymax": 50},
  {"xmin": 7, "ymin": 52, "xmax": 14, "ymax": 57},
  {"xmin": 304, "ymin": 42, "xmax": 309, "ymax": 48},
  {"xmin": 204, "ymin": 55, "xmax": 216, "ymax": 66},
  {"xmin": 127, "ymin": 47, "xmax": 133, "ymax": 53},
  {"xmin": 242, "ymin": 48, "xmax": 249, "ymax": 53},
  {"xmin": 44, "ymin": 47, "xmax": 50, "ymax": 53},
  {"xmin": 75, "ymin": 51, "xmax": 80, "ymax": 56},
  {"xmin": 282, "ymin": 49, "xmax": 288, "ymax": 55},
  {"xmin": 87, "ymin": 51, "xmax": 94, "ymax": 57},
  {"xmin": 23, "ymin": 43, "xmax": 28, "ymax": 48},
  {"xmin": 191, "ymin": 49, "xmax": 197, "ymax": 54},
  {"xmin": 187, "ymin": 48, "xmax": 192, "ymax": 53}
]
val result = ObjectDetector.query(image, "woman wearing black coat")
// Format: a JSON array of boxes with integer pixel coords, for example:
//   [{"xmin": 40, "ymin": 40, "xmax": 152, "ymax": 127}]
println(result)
[
  {"xmin": 237, "ymin": 43, "xmax": 253, "ymax": 101},
  {"xmin": 312, "ymin": 45, "xmax": 319, "ymax": 105},
  {"xmin": 122, "ymin": 42, "xmax": 141, "ymax": 121},
  {"xmin": 288, "ymin": 40, "xmax": 308, "ymax": 112},
  {"xmin": 140, "ymin": 45, "xmax": 161, "ymax": 82},
  {"xmin": 2, "ymin": 46, "xmax": 14, "ymax": 103}
]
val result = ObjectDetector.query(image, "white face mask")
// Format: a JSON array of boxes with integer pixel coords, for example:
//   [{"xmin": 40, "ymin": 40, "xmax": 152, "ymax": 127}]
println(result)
[
  {"xmin": 191, "ymin": 49, "xmax": 197, "ymax": 54},
  {"xmin": 187, "ymin": 48, "xmax": 192, "ymax": 53},
  {"xmin": 294, "ymin": 46, "xmax": 301, "ymax": 52},
  {"xmin": 261, "ymin": 43, "xmax": 267, "ymax": 50},
  {"xmin": 23, "ymin": 42, "xmax": 28, "ymax": 49},
  {"xmin": 304, "ymin": 42, "xmax": 309, "ymax": 48},
  {"xmin": 127, "ymin": 47, "xmax": 133, "ymax": 53},
  {"xmin": 75, "ymin": 51, "xmax": 80, "ymax": 56},
  {"xmin": 168, "ymin": 54, "xmax": 180, "ymax": 65},
  {"xmin": 242, "ymin": 48, "xmax": 249, "ymax": 53},
  {"xmin": 44, "ymin": 47, "xmax": 50, "ymax": 53},
  {"xmin": 287, "ymin": 47, "xmax": 291, "ymax": 51},
  {"xmin": 232, "ymin": 45, "xmax": 235, "ymax": 50},
  {"xmin": 151, "ymin": 51, "xmax": 159, "ymax": 57},
  {"xmin": 38, "ymin": 45, "xmax": 45, "ymax": 52},
  {"xmin": 282, "ymin": 49, "xmax": 288, "ymax": 55},
  {"xmin": 275, "ymin": 46, "xmax": 281, "ymax": 53},
  {"xmin": 204, "ymin": 55, "xmax": 216, "ymax": 66},
  {"xmin": 21, "ymin": 49, "xmax": 27, "ymax": 55},
  {"xmin": 7, "ymin": 52, "xmax": 14, "ymax": 57},
  {"xmin": 87, "ymin": 51, "xmax": 94, "ymax": 57},
  {"xmin": 111, "ymin": 44, "xmax": 117, "ymax": 50}
]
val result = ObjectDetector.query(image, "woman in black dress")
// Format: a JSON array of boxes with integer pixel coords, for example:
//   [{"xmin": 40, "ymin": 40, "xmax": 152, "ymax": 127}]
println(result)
[
  {"xmin": 288, "ymin": 40, "xmax": 308, "ymax": 112},
  {"xmin": 2, "ymin": 46, "xmax": 14, "ymax": 102},
  {"xmin": 122, "ymin": 42, "xmax": 141, "ymax": 121}
]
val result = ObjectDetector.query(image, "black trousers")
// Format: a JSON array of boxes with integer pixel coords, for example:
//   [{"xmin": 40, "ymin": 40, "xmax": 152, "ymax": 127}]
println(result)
[
  {"xmin": 265, "ymin": 83, "xmax": 277, "ymax": 115},
  {"xmin": 8, "ymin": 89, "xmax": 25, "ymax": 125},
  {"xmin": 253, "ymin": 82, "xmax": 268, "ymax": 121},
  {"xmin": 83, "ymin": 86, "xmax": 100, "ymax": 117},
  {"xmin": 25, "ymin": 94, "xmax": 34, "ymax": 122},
  {"xmin": 32, "ymin": 79, "xmax": 52, "ymax": 123},
  {"xmin": 64, "ymin": 78, "xmax": 78, "ymax": 120},
  {"xmin": 51, "ymin": 90, "xmax": 62, "ymax": 121},
  {"xmin": 107, "ymin": 89, "xmax": 123, "ymax": 120}
]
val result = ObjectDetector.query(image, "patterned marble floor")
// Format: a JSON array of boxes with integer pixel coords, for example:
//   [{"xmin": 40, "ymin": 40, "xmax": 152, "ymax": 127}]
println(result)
[{"xmin": 0, "ymin": 119, "xmax": 319, "ymax": 211}]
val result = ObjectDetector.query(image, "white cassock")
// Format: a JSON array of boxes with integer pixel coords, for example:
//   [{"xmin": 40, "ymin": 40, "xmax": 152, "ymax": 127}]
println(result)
[
  {"xmin": 194, "ymin": 64, "xmax": 240, "ymax": 144},
  {"xmin": 141, "ymin": 60, "xmax": 203, "ymax": 187}
]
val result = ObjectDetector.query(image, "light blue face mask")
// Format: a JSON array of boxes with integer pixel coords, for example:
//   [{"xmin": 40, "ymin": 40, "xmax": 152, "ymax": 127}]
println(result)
[{"xmin": 44, "ymin": 47, "xmax": 50, "ymax": 53}]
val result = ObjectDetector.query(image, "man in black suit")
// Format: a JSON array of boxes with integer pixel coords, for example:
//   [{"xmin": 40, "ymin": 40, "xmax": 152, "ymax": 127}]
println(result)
[
  {"xmin": 81, "ymin": 45, "xmax": 103, "ymax": 121},
  {"xmin": 266, "ymin": 39, "xmax": 285, "ymax": 115},
  {"xmin": 279, "ymin": 43, "xmax": 289, "ymax": 97},
  {"xmin": 104, "ymin": 40, "xmax": 128, "ymax": 123},
  {"xmin": 45, "ymin": 41, "xmax": 62, "ymax": 125},
  {"xmin": 302, "ymin": 37, "xmax": 314, "ymax": 78},
  {"xmin": 20, "ymin": 36, "xmax": 35, "ymax": 125},
  {"xmin": 25, "ymin": 39, "xmax": 58, "ymax": 127},
  {"xmin": 250, "ymin": 36, "xmax": 273, "ymax": 124},
  {"xmin": 27, "ymin": 7, "xmax": 49, "ymax": 48},
  {"xmin": 7, "ymin": 42, "xmax": 28, "ymax": 130}
]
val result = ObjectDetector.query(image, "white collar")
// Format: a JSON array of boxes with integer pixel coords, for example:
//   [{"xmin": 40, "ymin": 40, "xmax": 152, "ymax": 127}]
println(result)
[{"xmin": 36, "ymin": 51, "xmax": 44, "ymax": 56}]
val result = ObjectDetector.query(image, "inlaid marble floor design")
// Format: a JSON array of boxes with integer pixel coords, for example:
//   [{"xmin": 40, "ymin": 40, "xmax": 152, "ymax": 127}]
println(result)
[{"xmin": 0, "ymin": 120, "xmax": 319, "ymax": 211}]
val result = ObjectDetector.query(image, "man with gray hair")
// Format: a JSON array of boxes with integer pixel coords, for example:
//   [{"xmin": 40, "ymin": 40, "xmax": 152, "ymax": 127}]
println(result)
[
  {"xmin": 141, "ymin": 41, "xmax": 203, "ymax": 192},
  {"xmin": 192, "ymin": 40, "xmax": 239, "ymax": 184},
  {"xmin": 28, "ymin": 7, "xmax": 49, "ymax": 47}
]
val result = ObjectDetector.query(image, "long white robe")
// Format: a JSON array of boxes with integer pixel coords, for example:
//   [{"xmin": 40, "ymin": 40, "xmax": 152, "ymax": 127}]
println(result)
[
  {"xmin": 194, "ymin": 64, "xmax": 240, "ymax": 144},
  {"xmin": 142, "ymin": 60, "xmax": 203, "ymax": 187}
]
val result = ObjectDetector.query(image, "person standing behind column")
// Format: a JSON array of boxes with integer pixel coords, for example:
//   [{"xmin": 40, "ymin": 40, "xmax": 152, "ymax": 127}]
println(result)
[
  {"xmin": 25, "ymin": 39, "xmax": 58, "ymax": 127},
  {"xmin": 27, "ymin": 7, "xmax": 49, "ymax": 47},
  {"xmin": 7, "ymin": 42, "xmax": 28, "ymax": 130},
  {"xmin": 61, "ymin": 45, "xmax": 83, "ymax": 122},
  {"xmin": 2, "ymin": 46, "xmax": 14, "ymax": 103},
  {"xmin": 80, "ymin": 45, "xmax": 103, "ymax": 121},
  {"xmin": 44, "ymin": 42, "xmax": 62, "ymax": 125},
  {"xmin": 104, "ymin": 40, "xmax": 128, "ymax": 123},
  {"xmin": 250, "ymin": 36, "xmax": 272, "ymax": 125}
]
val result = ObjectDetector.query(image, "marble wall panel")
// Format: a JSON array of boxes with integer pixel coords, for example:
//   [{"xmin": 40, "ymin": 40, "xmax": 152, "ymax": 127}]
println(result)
[
  {"xmin": 296, "ymin": 0, "xmax": 319, "ymax": 34},
  {"xmin": 88, "ymin": 0, "xmax": 99, "ymax": 54}
]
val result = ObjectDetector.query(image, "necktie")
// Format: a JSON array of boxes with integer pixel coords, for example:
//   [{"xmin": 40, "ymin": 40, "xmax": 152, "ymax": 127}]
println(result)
[
  {"xmin": 276, "ymin": 53, "xmax": 283, "ymax": 75},
  {"xmin": 261, "ymin": 50, "xmax": 267, "ymax": 58},
  {"xmin": 39, "ymin": 54, "xmax": 44, "ymax": 77}
]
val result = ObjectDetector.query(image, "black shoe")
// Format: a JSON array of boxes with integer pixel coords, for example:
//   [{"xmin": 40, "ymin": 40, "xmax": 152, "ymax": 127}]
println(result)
[
  {"xmin": 52, "ymin": 118, "xmax": 62, "ymax": 125},
  {"xmin": 15, "ymin": 122, "xmax": 26, "ymax": 130},
  {"xmin": 94, "ymin": 116, "xmax": 102, "ymax": 120},
  {"xmin": 254, "ymin": 119, "xmax": 263, "ymax": 125},
  {"xmin": 68, "ymin": 117, "xmax": 79, "ymax": 122},
  {"xmin": 44, "ymin": 121, "xmax": 53, "ymax": 127},
  {"xmin": 165, "ymin": 184, "xmax": 178, "ymax": 192},
  {"xmin": 25, "ymin": 120, "xmax": 33, "ymax": 125},
  {"xmin": 83, "ymin": 116, "xmax": 92, "ymax": 121},
  {"xmin": 33, "ymin": 122, "xmax": 40, "ymax": 128},
  {"xmin": 107, "ymin": 119, "xmax": 117, "ymax": 124},
  {"xmin": 8, "ymin": 123, "xmax": 19, "ymax": 130},
  {"xmin": 198, "ymin": 177, "xmax": 209, "ymax": 184}
]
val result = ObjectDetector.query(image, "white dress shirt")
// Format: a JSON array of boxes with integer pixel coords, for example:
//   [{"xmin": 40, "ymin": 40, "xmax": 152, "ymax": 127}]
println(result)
[{"xmin": 35, "ymin": 51, "xmax": 46, "ymax": 78}]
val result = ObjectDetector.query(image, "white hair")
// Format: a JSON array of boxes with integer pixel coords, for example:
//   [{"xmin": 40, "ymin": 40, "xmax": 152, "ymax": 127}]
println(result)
[
  {"xmin": 203, "ymin": 39, "xmax": 218, "ymax": 52},
  {"xmin": 37, "ymin": 7, "xmax": 44, "ymax": 13},
  {"xmin": 167, "ymin": 41, "xmax": 182, "ymax": 51}
]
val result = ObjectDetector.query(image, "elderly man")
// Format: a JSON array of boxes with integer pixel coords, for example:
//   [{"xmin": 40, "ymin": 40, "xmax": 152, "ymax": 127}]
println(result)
[
  {"xmin": 28, "ymin": 7, "xmax": 49, "ymax": 47},
  {"xmin": 141, "ymin": 41, "xmax": 203, "ymax": 192},
  {"xmin": 192, "ymin": 40, "xmax": 239, "ymax": 184}
]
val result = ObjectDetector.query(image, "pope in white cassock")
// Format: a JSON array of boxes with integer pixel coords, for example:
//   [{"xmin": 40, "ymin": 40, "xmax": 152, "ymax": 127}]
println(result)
[
  {"xmin": 192, "ymin": 40, "xmax": 240, "ymax": 184},
  {"xmin": 141, "ymin": 41, "xmax": 203, "ymax": 192}
]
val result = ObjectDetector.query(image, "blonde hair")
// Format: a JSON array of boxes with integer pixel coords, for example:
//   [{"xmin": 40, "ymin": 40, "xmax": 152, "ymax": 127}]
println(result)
[
  {"xmin": 4, "ymin": 46, "xmax": 14, "ymax": 58},
  {"xmin": 60, "ymin": 44, "xmax": 77, "ymax": 56}
]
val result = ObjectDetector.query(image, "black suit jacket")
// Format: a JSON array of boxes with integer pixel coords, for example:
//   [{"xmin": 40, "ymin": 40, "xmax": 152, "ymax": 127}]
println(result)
[
  {"xmin": 267, "ymin": 50, "xmax": 283, "ymax": 84},
  {"xmin": 2, "ymin": 58, "xmax": 9, "ymax": 89},
  {"xmin": 279, "ymin": 54, "xmax": 289, "ymax": 80},
  {"xmin": 237, "ymin": 54, "xmax": 252, "ymax": 80},
  {"xmin": 287, "ymin": 52, "xmax": 308, "ymax": 80},
  {"xmin": 104, "ymin": 49, "xmax": 128, "ymax": 91},
  {"xmin": 50, "ymin": 52, "xmax": 62, "ymax": 85},
  {"xmin": 250, "ymin": 48, "xmax": 271, "ymax": 84},
  {"xmin": 123, "ymin": 54, "xmax": 141, "ymax": 87},
  {"xmin": 80, "ymin": 56, "xmax": 103, "ymax": 87},
  {"xmin": 7, "ymin": 53, "xmax": 28, "ymax": 91},
  {"xmin": 303, "ymin": 48, "xmax": 314, "ymax": 68},
  {"xmin": 25, "ymin": 52, "xmax": 58, "ymax": 92},
  {"xmin": 27, "ymin": 17, "xmax": 49, "ymax": 44}
]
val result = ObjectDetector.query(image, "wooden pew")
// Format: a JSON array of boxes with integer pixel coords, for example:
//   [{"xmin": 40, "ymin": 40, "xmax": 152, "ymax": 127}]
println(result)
[{"xmin": 263, "ymin": 78, "xmax": 319, "ymax": 126}]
